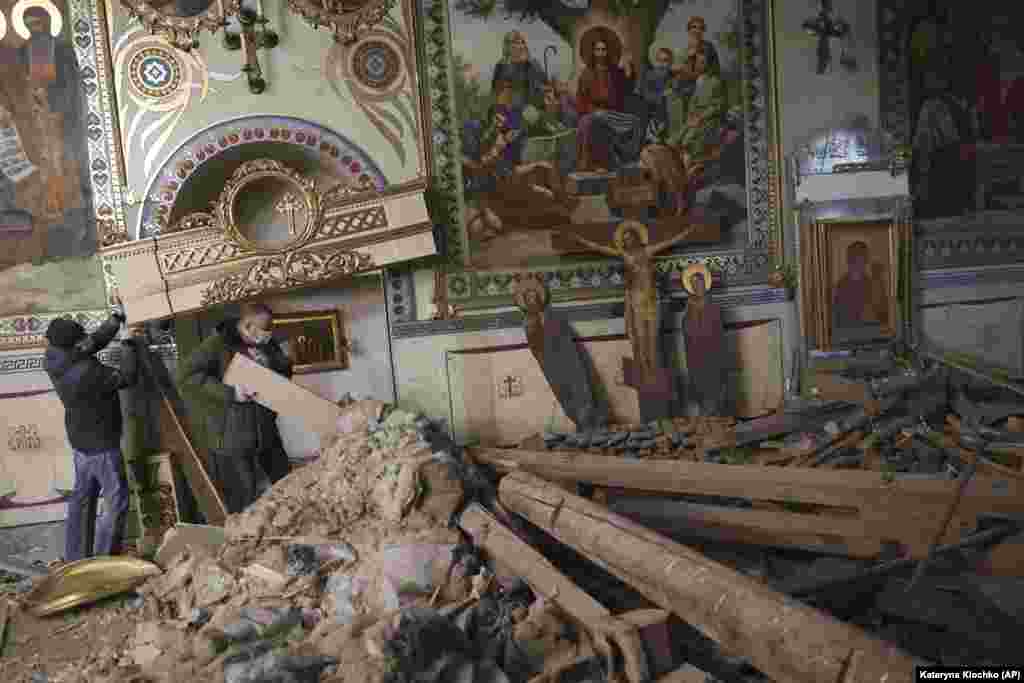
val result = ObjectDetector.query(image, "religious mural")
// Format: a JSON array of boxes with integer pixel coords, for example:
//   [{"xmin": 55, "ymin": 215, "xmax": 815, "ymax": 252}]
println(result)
[
  {"xmin": 0, "ymin": 0, "xmax": 107, "ymax": 318},
  {"xmin": 880, "ymin": 1, "xmax": 1024, "ymax": 221},
  {"xmin": 449, "ymin": 0, "xmax": 751, "ymax": 268}
]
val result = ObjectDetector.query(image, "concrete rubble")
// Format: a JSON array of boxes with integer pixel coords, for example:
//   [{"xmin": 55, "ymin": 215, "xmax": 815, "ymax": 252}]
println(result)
[{"xmin": 4, "ymin": 354, "xmax": 1024, "ymax": 683}]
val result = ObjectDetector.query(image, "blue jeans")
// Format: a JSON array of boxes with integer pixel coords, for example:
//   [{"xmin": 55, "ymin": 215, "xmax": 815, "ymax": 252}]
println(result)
[{"xmin": 65, "ymin": 448, "xmax": 130, "ymax": 561}]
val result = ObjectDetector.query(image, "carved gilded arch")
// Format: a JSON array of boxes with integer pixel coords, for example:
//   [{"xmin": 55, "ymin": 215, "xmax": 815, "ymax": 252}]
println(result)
[{"xmin": 100, "ymin": 158, "xmax": 433, "ymax": 320}]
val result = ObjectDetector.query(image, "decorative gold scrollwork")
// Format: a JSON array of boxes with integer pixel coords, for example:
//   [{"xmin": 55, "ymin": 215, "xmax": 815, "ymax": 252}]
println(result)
[
  {"xmin": 117, "ymin": 0, "xmax": 240, "ymax": 51},
  {"xmin": 167, "ymin": 211, "xmax": 218, "ymax": 234},
  {"xmin": 199, "ymin": 248, "xmax": 374, "ymax": 306},
  {"xmin": 217, "ymin": 158, "xmax": 321, "ymax": 253},
  {"xmin": 98, "ymin": 218, "xmax": 131, "ymax": 247},
  {"xmin": 284, "ymin": 0, "xmax": 395, "ymax": 44},
  {"xmin": 8, "ymin": 424, "xmax": 41, "ymax": 451}
]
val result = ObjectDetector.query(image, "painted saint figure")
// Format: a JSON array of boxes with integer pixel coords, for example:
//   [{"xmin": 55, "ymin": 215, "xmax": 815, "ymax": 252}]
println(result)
[
  {"xmin": 491, "ymin": 31, "xmax": 549, "ymax": 113},
  {"xmin": 641, "ymin": 47, "xmax": 677, "ymax": 132},
  {"xmin": 513, "ymin": 276, "xmax": 607, "ymax": 431},
  {"xmin": 575, "ymin": 27, "xmax": 639, "ymax": 172},
  {"xmin": 832, "ymin": 240, "xmax": 890, "ymax": 333},
  {"xmin": 559, "ymin": 220, "xmax": 699, "ymax": 381},
  {"xmin": 681, "ymin": 262, "xmax": 725, "ymax": 415},
  {"xmin": 671, "ymin": 49, "xmax": 727, "ymax": 172}
]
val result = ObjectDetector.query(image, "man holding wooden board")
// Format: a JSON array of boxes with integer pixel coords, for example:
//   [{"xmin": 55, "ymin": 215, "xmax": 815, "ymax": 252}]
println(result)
[{"xmin": 177, "ymin": 303, "xmax": 293, "ymax": 513}]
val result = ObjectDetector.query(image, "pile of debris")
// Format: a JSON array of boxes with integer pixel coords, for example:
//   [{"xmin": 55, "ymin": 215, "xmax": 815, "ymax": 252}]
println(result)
[
  {"xmin": 8, "ymin": 343, "xmax": 1024, "ymax": 683},
  {"xmin": 48, "ymin": 405, "xmax": 482, "ymax": 683}
]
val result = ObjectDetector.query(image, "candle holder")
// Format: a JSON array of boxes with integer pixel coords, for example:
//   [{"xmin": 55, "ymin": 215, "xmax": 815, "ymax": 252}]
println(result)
[{"xmin": 224, "ymin": 7, "xmax": 278, "ymax": 94}]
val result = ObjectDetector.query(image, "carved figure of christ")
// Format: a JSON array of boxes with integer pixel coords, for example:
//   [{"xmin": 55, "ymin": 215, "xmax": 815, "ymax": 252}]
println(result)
[
  {"xmin": 275, "ymin": 192, "xmax": 303, "ymax": 236},
  {"xmin": 558, "ymin": 221, "xmax": 700, "ymax": 383}
]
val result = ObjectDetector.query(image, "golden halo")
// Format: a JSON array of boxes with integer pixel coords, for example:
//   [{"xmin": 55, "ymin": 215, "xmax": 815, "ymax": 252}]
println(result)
[
  {"xmin": 613, "ymin": 220, "xmax": 649, "ymax": 250},
  {"xmin": 682, "ymin": 262, "xmax": 712, "ymax": 294},
  {"xmin": 11, "ymin": 0, "xmax": 63, "ymax": 40},
  {"xmin": 512, "ymin": 275, "xmax": 548, "ymax": 310}
]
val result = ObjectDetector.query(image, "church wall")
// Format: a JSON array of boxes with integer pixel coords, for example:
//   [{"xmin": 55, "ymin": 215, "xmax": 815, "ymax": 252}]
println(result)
[
  {"xmin": 106, "ymin": 0, "xmax": 428, "ymax": 239},
  {"xmin": 388, "ymin": 0, "xmax": 1024, "ymax": 430}
]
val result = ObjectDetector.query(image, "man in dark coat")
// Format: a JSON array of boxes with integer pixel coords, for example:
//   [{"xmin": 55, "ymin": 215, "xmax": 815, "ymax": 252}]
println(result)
[
  {"xmin": 44, "ymin": 298, "xmax": 141, "ymax": 562},
  {"xmin": 177, "ymin": 302, "xmax": 293, "ymax": 513}
]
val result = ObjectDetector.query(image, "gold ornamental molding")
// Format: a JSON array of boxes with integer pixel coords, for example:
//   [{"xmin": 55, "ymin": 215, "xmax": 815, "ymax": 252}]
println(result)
[
  {"xmin": 215, "ymin": 159, "xmax": 322, "ymax": 252},
  {"xmin": 99, "ymin": 159, "xmax": 435, "ymax": 322},
  {"xmin": 200, "ymin": 248, "xmax": 375, "ymax": 306},
  {"xmin": 284, "ymin": 0, "xmax": 395, "ymax": 44},
  {"xmin": 118, "ymin": 0, "xmax": 240, "ymax": 51}
]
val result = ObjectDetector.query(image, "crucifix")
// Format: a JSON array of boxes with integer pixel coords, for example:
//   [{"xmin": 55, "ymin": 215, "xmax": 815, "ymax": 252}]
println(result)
[
  {"xmin": 802, "ymin": 0, "xmax": 850, "ymax": 75},
  {"xmin": 275, "ymin": 192, "xmax": 303, "ymax": 236},
  {"xmin": 558, "ymin": 220, "xmax": 699, "ymax": 421}
]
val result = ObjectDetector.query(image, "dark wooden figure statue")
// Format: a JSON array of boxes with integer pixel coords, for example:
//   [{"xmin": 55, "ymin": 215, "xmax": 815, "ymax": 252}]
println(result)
[{"xmin": 513, "ymin": 276, "xmax": 608, "ymax": 431}]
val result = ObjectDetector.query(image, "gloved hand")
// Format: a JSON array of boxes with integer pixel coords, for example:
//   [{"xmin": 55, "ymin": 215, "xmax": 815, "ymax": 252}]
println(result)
[
  {"xmin": 234, "ymin": 385, "xmax": 258, "ymax": 403},
  {"xmin": 119, "ymin": 324, "xmax": 146, "ymax": 343}
]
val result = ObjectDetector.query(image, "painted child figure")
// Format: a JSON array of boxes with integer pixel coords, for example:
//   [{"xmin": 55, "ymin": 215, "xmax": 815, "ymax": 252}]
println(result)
[{"xmin": 642, "ymin": 47, "xmax": 677, "ymax": 135}]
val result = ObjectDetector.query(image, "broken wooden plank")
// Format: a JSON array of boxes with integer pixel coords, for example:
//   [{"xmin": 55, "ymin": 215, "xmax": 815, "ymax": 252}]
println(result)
[
  {"xmin": 499, "ymin": 471, "xmax": 920, "ymax": 683},
  {"xmin": 606, "ymin": 496, "xmax": 886, "ymax": 559},
  {"xmin": 223, "ymin": 353, "xmax": 343, "ymax": 437},
  {"xmin": 156, "ymin": 394, "xmax": 228, "ymax": 526},
  {"xmin": 471, "ymin": 447, "xmax": 1024, "ymax": 514},
  {"xmin": 460, "ymin": 504, "xmax": 683, "ymax": 682},
  {"xmin": 806, "ymin": 372, "xmax": 872, "ymax": 405},
  {"xmin": 140, "ymin": 347, "xmax": 228, "ymax": 526},
  {"xmin": 459, "ymin": 503, "xmax": 609, "ymax": 622},
  {"xmin": 470, "ymin": 447, "xmax": 1024, "ymax": 563}
]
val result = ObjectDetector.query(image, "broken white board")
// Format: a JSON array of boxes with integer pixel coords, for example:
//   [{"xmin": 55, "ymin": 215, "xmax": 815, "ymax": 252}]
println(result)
[{"xmin": 223, "ymin": 352, "xmax": 343, "ymax": 437}]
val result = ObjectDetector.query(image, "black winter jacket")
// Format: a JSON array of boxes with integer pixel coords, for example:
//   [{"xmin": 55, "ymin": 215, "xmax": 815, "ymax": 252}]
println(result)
[{"xmin": 44, "ymin": 315, "xmax": 139, "ymax": 452}]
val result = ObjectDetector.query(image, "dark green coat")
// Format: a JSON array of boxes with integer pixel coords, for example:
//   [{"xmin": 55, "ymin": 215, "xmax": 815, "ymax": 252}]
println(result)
[{"xmin": 176, "ymin": 318, "xmax": 293, "ymax": 453}]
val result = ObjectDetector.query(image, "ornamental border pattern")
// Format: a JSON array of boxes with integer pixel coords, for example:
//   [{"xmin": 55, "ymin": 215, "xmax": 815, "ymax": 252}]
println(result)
[
  {"xmin": 416, "ymin": 0, "xmax": 780, "ymax": 305},
  {"xmin": 0, "ymin": 344, "xmax": 178, "ymax": 376}
]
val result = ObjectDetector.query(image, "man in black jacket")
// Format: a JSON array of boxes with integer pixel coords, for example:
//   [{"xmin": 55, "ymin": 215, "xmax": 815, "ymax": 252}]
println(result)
[{"xmin": 44, "ymin": 299, "xmax": 141, "ymax": 562}]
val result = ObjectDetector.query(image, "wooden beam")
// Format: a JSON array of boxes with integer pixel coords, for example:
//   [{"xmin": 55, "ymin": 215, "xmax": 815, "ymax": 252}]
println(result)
[
  {"xmin": 499, "ymin": 471, "xmax": 920, "ymax": 683},
  {"xmin": 156, "ymin": 395, "xmax": 227, "ymax": 526},
  {"xmin": 470, "ymin": 447, "xmax": 1024, "ymax": 561},
  {"xmin": 140, "ymin": 348, "xmax": 228, "ymax": 526},
  {"xmin": 607, "ymin": 496, "xmax": 887, "ymax": 559},
  {"xmin": 459, "ymin": 503, "xmax": 610, "ymax": 622}
]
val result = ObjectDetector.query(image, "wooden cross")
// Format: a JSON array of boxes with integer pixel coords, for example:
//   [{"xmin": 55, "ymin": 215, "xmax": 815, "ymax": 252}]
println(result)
[
  {"xmin": 275, "ymin": 192, "xmax": 303, "ymax": 235},
  {"xmin": 499, "ymin": 375, "xmax": 522, "ymax": 399},
  {"xmin": 802, "ymin": 0, "xmax": 849, "ymax": 75},
  {"xmin": 621, "ymin": 356, "xmax": 675, "ymax": 422}
]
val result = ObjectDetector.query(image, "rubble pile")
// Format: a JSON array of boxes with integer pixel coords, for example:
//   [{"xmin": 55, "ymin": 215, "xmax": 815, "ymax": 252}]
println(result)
[
  {"xmin": 40, "ymin": 403, "xmax": 593, "ymax": 683},
  {"xmin": 8, "ymin": 344, "xmax": 1024, "ymax": 683}
]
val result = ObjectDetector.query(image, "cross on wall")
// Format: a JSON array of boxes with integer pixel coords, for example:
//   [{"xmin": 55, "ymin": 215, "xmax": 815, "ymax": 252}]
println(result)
[
  {"xmin": 802, "ymin": 0, "xmax": 851, "ymax": 75},
  {"xmin": 498, "ymin": 375, "xmax": 523, "ymax": 399},
  {"xmin": 275, "ymin": 192, "xmax": 303, "ymax": 235}
]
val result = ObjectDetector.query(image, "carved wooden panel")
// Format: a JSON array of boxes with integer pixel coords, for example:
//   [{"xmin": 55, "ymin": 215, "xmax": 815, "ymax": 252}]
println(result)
[{"xmin": 99, "ymin": 159, "xmax": 434, "ymax": 321}]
